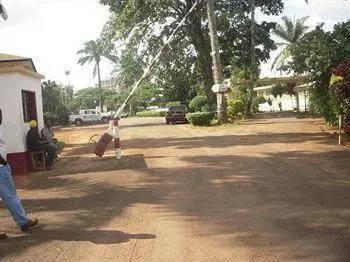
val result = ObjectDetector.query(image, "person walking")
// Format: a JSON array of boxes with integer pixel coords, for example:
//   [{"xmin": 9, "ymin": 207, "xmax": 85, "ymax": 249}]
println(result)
[{"xmin": 0, "ymin": 108, "xmax": 38, "ymax": 239}]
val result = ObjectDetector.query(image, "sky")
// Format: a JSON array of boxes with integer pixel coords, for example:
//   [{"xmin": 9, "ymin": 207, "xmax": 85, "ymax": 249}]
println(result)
[{"xmin": 0, "ymin": 0, "xmax": 350, "ymax": 91}]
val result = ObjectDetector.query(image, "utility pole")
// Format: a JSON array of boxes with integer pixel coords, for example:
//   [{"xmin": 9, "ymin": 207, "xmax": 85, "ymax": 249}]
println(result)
[{"xmin": 206, "ymin": 0, "xmax": 228, "ymax": 124}]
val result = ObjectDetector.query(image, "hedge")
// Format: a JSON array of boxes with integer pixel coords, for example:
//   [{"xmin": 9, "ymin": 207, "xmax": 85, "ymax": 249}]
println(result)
[
  {"xmin": 135, "ymin": 111, "xmax": 166, "ymax": 117},
  {"xmin": 186, "ymin": 112, "xmax": 213, "ymax": 126},
  {"xmin": 165, "ymin": 101, "xmax": 181, "ymax": 107},
  {"xmin": 189, "ymin": 95, "xmax": 208, "ymax": 112}
]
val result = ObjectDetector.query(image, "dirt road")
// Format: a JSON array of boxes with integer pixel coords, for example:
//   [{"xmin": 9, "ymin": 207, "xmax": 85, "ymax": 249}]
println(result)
[{"xmin": 1, "ymin": 116, "xmax": 349, "ymax": 261}]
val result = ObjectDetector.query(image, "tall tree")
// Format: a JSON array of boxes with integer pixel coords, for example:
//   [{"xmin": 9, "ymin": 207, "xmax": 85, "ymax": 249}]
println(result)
[
  {"xmin": 246, "ymin": 0, "xmax": 256, "ymax": 115},
  {"xmin": 77, "ymin": 39, "xmax": 115, "ymax": 112},
  {"xmin": 207, "ymin": 0, "xmax": 227, "ymax": 123},
  {"xmin": 287, "ymin": 21, "xmax": 350, "ymax": 125},
  {"xmin": 271, "ymin": 16, "xmax": 309, "ymax": 70},
  {"xmin": 0, "ymin": 1, "xmax": 7, "ymax": 20},
  {"xmin": 42, "ymin": 80, "xmax": 62, "ymax": 114},
  {"xmin": 100, "ymin": 0, "xmax": 283, "ymax": 105}
]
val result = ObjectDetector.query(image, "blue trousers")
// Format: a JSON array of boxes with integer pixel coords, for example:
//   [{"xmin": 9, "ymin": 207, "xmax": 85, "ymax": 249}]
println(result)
[{"xmin": 0, "ymin": 165, "xmax": 29, "ymax": 227}]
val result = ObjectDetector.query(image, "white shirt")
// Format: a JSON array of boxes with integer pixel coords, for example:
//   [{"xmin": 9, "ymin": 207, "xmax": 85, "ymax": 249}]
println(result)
[{"xmin": 0, "ymin": 127, "xmax": 7, "ymax": 162}]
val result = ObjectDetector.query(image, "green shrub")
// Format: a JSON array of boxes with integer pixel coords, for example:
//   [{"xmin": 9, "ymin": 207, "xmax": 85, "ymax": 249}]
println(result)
[
  {"xmin": 165, "ymin": 101, "xmax": 181, "ymax": 108},
  {"xmin": 255, "ymin": 96, "xmax": 266, "ymax": 104},
  {"xmin": 227, "ymin": 100, "xmax": 245, "ymax": 122},
  {"xmin": 252, "ymin": 96, "xmax": 266, "ymax": 113},
  {"xmin": 189, "ymin": 95, "xmax": 208, "ymax": 112},
  {"xmin": 135, "ymin": 110, "xmax": 166, "ymax": 117},
  {"xmin": 186, "ymin": 112, "xmax": 213, "ymax": 126},
  {"xmin": 271, "ymin": 83, "xmax": 285, "ymax": 98},
  {"xmin": 201, "ymin": 103, "xmax": 217, "ymax": 115},
  {"xmin": 44, "ymin": 112, "xmax": 60, "ymax": 124}
]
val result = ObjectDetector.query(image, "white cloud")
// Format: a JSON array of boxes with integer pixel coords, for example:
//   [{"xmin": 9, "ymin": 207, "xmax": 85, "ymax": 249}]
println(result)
[
  {"xmin": 1, "ymin": 0, "xmax": 349, "ymax": 87},
  {"xmin": 0, "ymin": 0, "xmax": 112, "ymax": 91}
]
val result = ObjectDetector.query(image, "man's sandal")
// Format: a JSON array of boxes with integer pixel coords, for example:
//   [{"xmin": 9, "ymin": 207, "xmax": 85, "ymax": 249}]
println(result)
[{"xmin": 0, "ymin": 232, "xmax": 8, "ymax": 239}]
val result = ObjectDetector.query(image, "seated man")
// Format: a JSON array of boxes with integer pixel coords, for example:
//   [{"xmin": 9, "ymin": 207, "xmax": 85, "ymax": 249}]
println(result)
[
  {"xmin": 41, "ymin": 118, "xmax": 65, "ymax": 158},
  {"xmin": 27, "ymin": 120, "xmax": 56, "ymax": 169}
]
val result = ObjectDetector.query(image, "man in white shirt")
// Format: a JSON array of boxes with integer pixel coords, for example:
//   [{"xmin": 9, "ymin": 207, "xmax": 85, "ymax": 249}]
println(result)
[{"xmin": 0, "ymin": 108, "xmax": 38, "ymax": 238}]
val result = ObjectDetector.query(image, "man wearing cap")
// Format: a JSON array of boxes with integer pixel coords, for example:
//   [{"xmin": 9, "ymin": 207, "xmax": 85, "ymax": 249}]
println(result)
[
  {"xmin": 27, "ymin": 120, "xmax": 56, "ymax": 169},
  {"xmin": 0, "ymin": 108, "xmax": 38, "ymax": 239}
]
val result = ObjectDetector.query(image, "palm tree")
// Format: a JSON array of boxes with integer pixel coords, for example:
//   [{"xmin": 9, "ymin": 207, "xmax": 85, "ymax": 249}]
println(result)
[
  {"xmin": 0, "ymin": 1, "xmax": 7, "ymax": 20},
  {"xmin": 271, "ymin": 16, "xmax": 309, "ymax": 71},
  {"xmin": 77, "ymin": 39, "xmax": 113, "ymax": 112}
]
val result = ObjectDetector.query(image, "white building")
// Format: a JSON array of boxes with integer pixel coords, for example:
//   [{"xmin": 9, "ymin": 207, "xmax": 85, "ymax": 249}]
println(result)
[
  {"xmin": 236, "ymin": 76, "xmax": 311, "ymax": 112},
  {"xmin": 0, "ymin": 53, "xmax": 45, "ymax": 175},
  {"xmin": 255, "ymin": 83, "xmax": 310, "ymax": 112}
]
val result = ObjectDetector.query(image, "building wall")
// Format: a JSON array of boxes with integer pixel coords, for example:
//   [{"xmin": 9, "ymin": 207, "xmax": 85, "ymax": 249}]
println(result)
[
  {"xmin": 0, "ymin": 72, "xmax": 44, "ymax": 154},
  {"xmin": 257, "ymin": 91, "xmax": 309, "ymax": 112}
]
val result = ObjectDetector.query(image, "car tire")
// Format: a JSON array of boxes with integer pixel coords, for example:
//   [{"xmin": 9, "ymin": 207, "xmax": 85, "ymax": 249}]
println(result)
[
  {"xmin": 101, "ymin": 117, "xmax": 109, "ymax": 124},
  {"xmin": 75, "ymin": 119, "xmax": 83, "ymax": 126}
]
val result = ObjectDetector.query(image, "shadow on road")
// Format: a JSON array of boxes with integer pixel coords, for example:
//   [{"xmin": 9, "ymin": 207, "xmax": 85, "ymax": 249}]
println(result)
[
  {"xmin": 0, "ymin": 229, "xmax": 156, "ymax": 245},
  {"xmin": 1, "ymin": 120, "xmax": 350, "ymax": 261}
]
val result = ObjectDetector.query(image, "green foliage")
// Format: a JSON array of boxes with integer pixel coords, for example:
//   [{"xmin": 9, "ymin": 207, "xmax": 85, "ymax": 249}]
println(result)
[
  {"xmin": 230, "ymin": 85, "xmax": 249, "ymax": 106},
  {"xmin": 330, "ymin": 75, "xmax": 343, "ymax": 87},
  {"xmin": 272, "ymin": 16, "xmax": 309, "ymax": 70},
  {"xmin": 186, "ymin": 112, "xmax": 213, "ymax": 126},
  {"xmin": 271, "ymin": 83, "xmax": 285, "ymax": 98},
  {"xmin": 189, "ymin": 95, "xmax": 208, "ymax": 112},
  {"xmin": 101, "ymin": 0, "xmax": 284, "ymax": 105},
  {"xmin": 253, "ymin": 96, "xmax": 266, "ymax": 113},
  {"xmin": 227, "ymin": 100, "xmax": 245, "ymax": 122},
  {"xmin": 287, "ymin": 21, "xmax": 350, "ymax": 125},
  {"xmin": 77, "ymin": 39, "xmax": 117, "ymax": 112},
  {"xmin": 73, "ymin": 87, "xmax": 121, "ymax": 111},
  {"xmin": 254, "ymin": 96, "xmax": 266, "ymax": 104},
  {"xmin": 136, "ymin": 83, "xmax": 163, "ymax": 110},
  {"xmin": 42, "ymin": 80, "xmax": 69, "ymax": 125},
  {"xmin": 165, "ymin": 101, "xmax": 181, "ymax": 108},
  {"xmin": 329, "ymin": 59, "xmax": 350, "ymax": 112},
  {"xmin": 43, "ymin": 112, "xmax": 59, "ymax": 125},
  {"xmin": 135, "ymin": 111, "xmax": 166, "ymax": 117},
  {"xmin": 201, "ymin": 103, "xmax": 217, "ymax": 114}
]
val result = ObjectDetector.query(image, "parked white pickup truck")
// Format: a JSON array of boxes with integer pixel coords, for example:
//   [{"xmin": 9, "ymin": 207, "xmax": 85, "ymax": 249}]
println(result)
[{"xmin": 69, "ymin": 109, "xmax": 111, "ymax": 126}]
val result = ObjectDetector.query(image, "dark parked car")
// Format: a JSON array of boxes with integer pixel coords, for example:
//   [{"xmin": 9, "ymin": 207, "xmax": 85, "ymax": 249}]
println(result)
[{"xmin": 165, "ymin": 105, "xmax": 189, "ymax": 124}]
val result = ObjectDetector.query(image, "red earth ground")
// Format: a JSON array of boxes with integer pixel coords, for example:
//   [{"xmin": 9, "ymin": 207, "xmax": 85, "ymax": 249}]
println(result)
[{"xmin": 0, "ymin": 116, "xmax": 349, "ymax": 261}]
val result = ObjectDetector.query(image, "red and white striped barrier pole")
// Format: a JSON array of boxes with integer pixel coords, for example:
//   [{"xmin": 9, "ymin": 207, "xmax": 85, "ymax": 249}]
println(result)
[{"xmin": 109, "ymin": 120, "xmax": 121, "ymax": 159}]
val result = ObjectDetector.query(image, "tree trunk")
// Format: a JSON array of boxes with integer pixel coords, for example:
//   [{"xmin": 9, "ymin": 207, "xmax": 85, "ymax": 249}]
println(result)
[
  {"xmin": 206, "ymin": 0, "xmax": 223, "ymax": 85},
  {"xmin": 206, "ymin": 0, "xmax": 227, "ymax": 123},
  {"xmin": 187, "ymin": 6, "xmax": 215, "ymax": 105},
  {"xmin": 246, "ymin": 0, "xmax": 256, "ymax": 116},
  {"xmin": 97, "ymin": 61, "xmax": 103, "ymax": 112}
]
